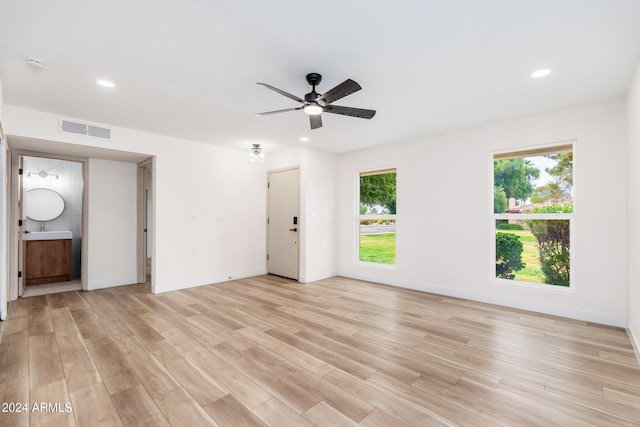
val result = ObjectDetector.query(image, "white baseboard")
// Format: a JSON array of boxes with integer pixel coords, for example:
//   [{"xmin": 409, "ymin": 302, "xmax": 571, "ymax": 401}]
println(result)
[
  {"xmin": 87, "ymin": 276, "xmax": 139, "ymax": 291},
  {"xmin": 337, "ymin": 271, "xmax": 626, "ymax": 327},
  {"xmin": 0, "ymin": 309, "xmax": 6, "ymax": 321},
  {"xmin": 153, "ymin": 269, "xmax": 267, "ymax": 294},
  {"xmin": 301, "ymin": 270, "xmax": 339, "ymax": 284},
  {"xmin": 627, "ymin": 323, "xmax": 640, "ymax": 366}
]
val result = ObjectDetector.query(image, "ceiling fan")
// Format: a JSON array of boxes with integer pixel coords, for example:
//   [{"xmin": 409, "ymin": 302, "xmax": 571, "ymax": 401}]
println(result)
[{"xmin": 255, "ymin": 73, "xmax": 376, "ymax": 130}]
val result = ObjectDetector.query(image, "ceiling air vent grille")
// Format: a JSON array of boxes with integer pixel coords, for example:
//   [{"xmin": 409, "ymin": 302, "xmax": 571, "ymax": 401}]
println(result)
[
  {"xmin": 60, "ymin": 118, "xmax": 111, "ymax": 139},
  {"xmin": 88, "ymin": 125, "xmax": 111, "ymax": 139},
  {"xmin": 61, "ymin": 120, "xmax": 87, "ymax": 135}
]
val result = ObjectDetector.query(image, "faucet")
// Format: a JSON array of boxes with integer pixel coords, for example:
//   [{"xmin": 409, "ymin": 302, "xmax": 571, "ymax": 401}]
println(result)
[{"xmin": 41, "ymin": 223, "xmax": 45, "ymax": 231}]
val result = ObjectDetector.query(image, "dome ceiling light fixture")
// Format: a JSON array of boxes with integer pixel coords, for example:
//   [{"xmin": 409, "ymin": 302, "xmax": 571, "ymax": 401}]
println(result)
[{"xmin": 249, "ymin": 143, "xmax": 265, "ymax": 162}]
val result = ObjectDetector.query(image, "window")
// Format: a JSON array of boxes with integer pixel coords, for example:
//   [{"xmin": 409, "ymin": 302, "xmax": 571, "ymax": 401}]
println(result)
[
  {"xmin": 492, "ymin": 144, "xmax": 573, "ymax": 289},
  {"xmin": 358, "ymin": 168, "xmax": 396, "ymax": 265}
]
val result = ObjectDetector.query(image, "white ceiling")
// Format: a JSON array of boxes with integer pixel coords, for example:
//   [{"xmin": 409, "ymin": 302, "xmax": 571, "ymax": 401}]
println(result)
[{"xmin": 1, "ymin": 1, "xmax": 640, "ymax": 154}]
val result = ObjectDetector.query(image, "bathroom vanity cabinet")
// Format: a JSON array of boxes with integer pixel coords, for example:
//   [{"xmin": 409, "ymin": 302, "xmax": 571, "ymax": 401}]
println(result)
[{"xmin": 24, "ymin": 238, "xmax": 72, "ymax": 285}]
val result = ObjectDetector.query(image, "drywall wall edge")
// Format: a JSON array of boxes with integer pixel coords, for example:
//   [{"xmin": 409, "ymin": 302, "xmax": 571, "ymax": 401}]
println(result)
[{"xmin": 627, "ymin": 322, "xmax": 640, "ymax": 367}]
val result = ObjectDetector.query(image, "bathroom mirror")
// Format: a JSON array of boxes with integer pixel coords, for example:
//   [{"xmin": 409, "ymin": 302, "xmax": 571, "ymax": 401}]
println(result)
[{"xmin": 25, "ymin": 188, "xmax": 65, "ymax": 221}]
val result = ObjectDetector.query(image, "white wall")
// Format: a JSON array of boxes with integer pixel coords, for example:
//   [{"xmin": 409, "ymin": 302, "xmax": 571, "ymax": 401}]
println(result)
[
  {"xmin": 86, "ymin": 159, "xmax": 137, "ymax": 289},
  {"xmin": 0, "ymin": 139, "xmax": 6, "ymax": 320},
  {"xmin": 0, "ymin": 76, "xmax": 7, "ymax": 320},
  {"xmin": 4, "ymin": 105, "xmax": 267, "ymax": 294},
  {"xmin": 627, "ymin": 61, "xmax": 640, "ymax": 357},
  {"xmin": 267, "ymin": 147, "xmax": 338, "ymax": 283},
  {"xmin": 0, "ymin": 76, "xmax": 3, "ymax": 123},
  {"xmin": 302, "ymin": 149, "xmax": 338, "ymax": 282},
  {"xmin": 338, "ymin": 98, "xmax": 628, "ymax": 326},
  {"xmin": 2, "ymin": 97, "xmax": 634, "ymax": 330}
]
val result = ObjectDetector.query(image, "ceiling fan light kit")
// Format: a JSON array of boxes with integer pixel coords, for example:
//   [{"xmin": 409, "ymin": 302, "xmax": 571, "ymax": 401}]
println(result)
[
  {"xmin": 303, "ymin": 104, "xmax": 322, "ymax": 115},
  {"xmin": 256, "ymin": 72, "xmax": 376, "ymax": 130}
]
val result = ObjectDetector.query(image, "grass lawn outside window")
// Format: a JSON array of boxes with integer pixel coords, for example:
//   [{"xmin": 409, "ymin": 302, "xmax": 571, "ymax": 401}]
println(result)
[{"xmin": 359, "ymin": 232, "xmax": 396, "ymax": 264}]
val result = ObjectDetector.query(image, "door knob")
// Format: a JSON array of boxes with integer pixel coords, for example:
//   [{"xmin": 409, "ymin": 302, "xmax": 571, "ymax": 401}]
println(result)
[{"xmin": 289, "ymin": 228, "xmax": 297, "ymax": 232}]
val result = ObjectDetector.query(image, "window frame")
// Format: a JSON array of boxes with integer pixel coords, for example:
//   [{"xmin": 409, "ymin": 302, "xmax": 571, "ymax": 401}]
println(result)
[
  {"xmin": 490, "ymin": 143, "xmax": 576, "ymax": 293},
  {"xmin": 356, "ymin": 167, "xmax": 397, "ymax": 267}
]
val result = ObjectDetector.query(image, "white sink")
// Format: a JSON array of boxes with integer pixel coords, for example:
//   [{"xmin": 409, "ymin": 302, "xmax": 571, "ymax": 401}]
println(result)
[{"xmin": 25, "ymin": 231, "xmax": 73, "ymax": 241}]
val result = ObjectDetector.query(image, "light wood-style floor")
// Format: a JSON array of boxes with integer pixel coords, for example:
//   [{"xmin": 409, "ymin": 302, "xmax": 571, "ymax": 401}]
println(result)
[{"xmin": 1, "ymin": 275, "xmax": 640, "ymax": 426}]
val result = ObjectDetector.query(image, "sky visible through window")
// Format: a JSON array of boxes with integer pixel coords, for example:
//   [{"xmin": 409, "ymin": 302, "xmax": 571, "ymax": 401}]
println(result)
[
  {"xmin": 528, "ymin": 156, "xmax": 554, "ymax": 189},
  {"xmin": 521, "ymin": 154, "xmax": 574, "ymax": 202}
]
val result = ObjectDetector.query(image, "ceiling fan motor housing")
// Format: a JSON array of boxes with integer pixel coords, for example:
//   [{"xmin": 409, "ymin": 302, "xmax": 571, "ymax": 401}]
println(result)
[
  {"xmin": 305, "ymin": 91, "xmax": 320, "ymax": 102},
  {"xmin": 305, "ymin": 72, "xmax": 322, "ymax": 86}
]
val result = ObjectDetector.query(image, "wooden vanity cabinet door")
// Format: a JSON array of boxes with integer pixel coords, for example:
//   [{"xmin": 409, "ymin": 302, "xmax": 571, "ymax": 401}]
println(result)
[
  {"xmin": 25, "ymin": 241, "xmax": 45, "ymax": 280},
  {"xmin": 24, "ymin": 239, "xmax": 72, "ymax": 285},
  {"xmin": 44, "ymin": 239, "xmax": 71, "ymax": 277}
]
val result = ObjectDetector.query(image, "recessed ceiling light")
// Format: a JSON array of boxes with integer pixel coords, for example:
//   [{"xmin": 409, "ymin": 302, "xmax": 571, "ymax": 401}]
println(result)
[
  {"xmin": 531, "ymin": 69, "xmax": 551, "ymax": 79},
  {"xmin": 96, "ymin": 79, "xmax": 115, "ymax": 88},
  {"xmin": 299, "ymin": 137, "xmax": 309, "ymax": 142}
]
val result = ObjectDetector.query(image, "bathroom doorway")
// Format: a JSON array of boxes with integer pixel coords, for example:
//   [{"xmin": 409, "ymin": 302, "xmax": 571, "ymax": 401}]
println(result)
[{"xmin": 18, "ymin": 155, "xmax": 84, "ymax": 297}]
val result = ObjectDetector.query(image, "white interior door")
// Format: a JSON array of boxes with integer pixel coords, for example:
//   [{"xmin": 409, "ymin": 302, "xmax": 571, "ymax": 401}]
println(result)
[
  {"xmin": 268, "ymin": 168, "xmax": 300, "ymax": 280},
  {"xmin": 137, "ymin": 159, "xmax": 153, "ymax": 286}
]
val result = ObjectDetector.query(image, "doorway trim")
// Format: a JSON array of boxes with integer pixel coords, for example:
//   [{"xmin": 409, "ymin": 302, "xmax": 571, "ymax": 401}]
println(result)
[
  {"xmin": 9, "ymin": 149, "xmax": 89, "ymax": 300},
  {"xmin": 137, "ymin": 157, "xmax": 155, "ymax": 291}
]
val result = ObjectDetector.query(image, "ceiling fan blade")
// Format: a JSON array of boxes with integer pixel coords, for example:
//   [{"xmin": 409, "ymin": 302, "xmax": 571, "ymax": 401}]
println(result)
[
  {"xmin": 323, "ymin": 105, "xmax": 376, "ymax": 119},
  {"xmin": 316, "ymin": 79, "xmax": 361, "ymax": 105},
  {"xmin": 255, "ymin": 107, "xmax": 303, "ymax": 116},
  {"xmin": 309, "ymin": 114, "xmax": 322, "ymax": 129},
  {"xmin": 257, "ymin": 83, "xmax": 305, "ymax": 103}
]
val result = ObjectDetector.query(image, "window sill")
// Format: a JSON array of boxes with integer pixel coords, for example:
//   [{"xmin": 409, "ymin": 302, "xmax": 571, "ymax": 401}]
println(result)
[
  {"xmin": 357, "ymin": 261, "xmax": 396, "ymax": 270},
  {"xmin": 491, "ymin": 278, "xmax": 576, "ymax": 295}
]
